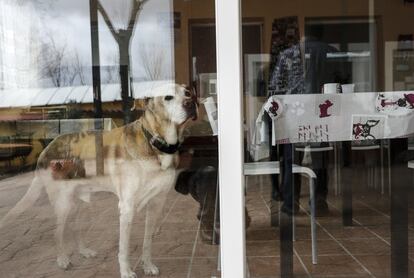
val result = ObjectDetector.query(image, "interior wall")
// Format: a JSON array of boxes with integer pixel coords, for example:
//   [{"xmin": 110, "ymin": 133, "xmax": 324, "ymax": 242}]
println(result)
[{"xmin": 173, "ymin": 0, "xmax": 414, "ymax": 86}]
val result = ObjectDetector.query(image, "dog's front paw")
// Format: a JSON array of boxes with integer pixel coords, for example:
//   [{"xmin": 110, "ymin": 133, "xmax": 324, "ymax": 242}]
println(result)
[
  {"xmin": 121, "ymin": 269, "xmax": 137, "ymax": 278},
  {"xmin": 56, "ymin": 254, "xmax": 71, "ymax": 269},
  {"xmin": 143, "ymin": 261, "xmax": 159, "ymax": 276},
  {"xmin": 79, "ymin": 247, "xmax": 97, "ymax": 258}
]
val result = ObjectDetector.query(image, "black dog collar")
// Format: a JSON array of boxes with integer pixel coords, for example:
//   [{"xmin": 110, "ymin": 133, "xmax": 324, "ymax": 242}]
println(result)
[{"xmin": 141, "ymin": 126, "xmax": 181, "ymax": 154}]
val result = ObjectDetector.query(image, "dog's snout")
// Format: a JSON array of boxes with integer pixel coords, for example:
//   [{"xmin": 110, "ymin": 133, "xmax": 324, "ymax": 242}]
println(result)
[
  {"xmin": 183, "ymin": 97, "xmax": 198, "ymax": 121},
  {"xmin": 184, "ymin": 99, "xmax": 195, "ymax": 108},
  {"xmin": 191, "ymin": 93, "xmax": 198, "ymax": 105},
  {"xmin": 181, "ymin": 86, "xmax": 198, "ymax": 121}
]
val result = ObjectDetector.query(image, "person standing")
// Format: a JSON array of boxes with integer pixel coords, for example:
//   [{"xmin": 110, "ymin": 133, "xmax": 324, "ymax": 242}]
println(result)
[{"xmin": 268, "ymin": 25, "xmax": 344, "ymax": 215}]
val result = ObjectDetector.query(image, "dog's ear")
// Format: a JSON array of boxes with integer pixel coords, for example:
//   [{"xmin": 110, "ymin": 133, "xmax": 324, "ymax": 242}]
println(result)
[
  {"xmin": 133, "ymin": 99, "xmax": 147, "ymax": 111},
  {"xmin": 141, "ymin": 97, "xmax": 155, "ymax": 112},
  {"xmin": 144, "ymin": 97, "xmax": 154, "ymax": 107}
]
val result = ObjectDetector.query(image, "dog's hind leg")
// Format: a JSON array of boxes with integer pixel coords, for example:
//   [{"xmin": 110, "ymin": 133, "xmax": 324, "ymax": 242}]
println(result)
[
  {"xmin": 53, "ymin": 189, "xmax": 75, "ymax": 269},
  {"xmin": 118, "ymin": 198, "xmax": 137, "ymax": 278},
  {"xmin": 0, "ymin": 176, "xmax": 43, "ymax": 229},
  {"xmin": 74, "ymin": 194, "xmax": 97, "ymax": 259}
]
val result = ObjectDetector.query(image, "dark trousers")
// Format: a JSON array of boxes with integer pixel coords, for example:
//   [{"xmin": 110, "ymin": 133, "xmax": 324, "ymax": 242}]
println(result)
[
  {"xmin": 271, "ymin": 144, "xmax": 329, "ymax": 206},
  {"xmin": 268, "ymin": 115, "xmax": 328, "ymax": 207}
]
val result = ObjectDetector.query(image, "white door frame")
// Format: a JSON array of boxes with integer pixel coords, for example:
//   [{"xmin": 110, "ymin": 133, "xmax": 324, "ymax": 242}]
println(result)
[{"xmin": 215, "ymin": 0, "xmax": 246, "ymax": 276}]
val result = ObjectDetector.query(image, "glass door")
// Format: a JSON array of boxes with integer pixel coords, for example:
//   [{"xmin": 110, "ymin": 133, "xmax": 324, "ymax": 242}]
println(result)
[
  {"xmin": 238, "ymin": 0, "xmax": 414, "ymax": 277},
  {"xmin": 4, "ymin": 0, "xmax": 414, "ymax": 277},
  {"xmin": 0, "ymin": 0, "xmax": 224, "ymax": 277}
]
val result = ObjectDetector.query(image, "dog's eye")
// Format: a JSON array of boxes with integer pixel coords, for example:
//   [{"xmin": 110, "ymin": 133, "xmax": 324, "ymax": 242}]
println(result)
[
  {"xmin": 164, "ymin": 96, "xmax": 174, "ymax": 101},
  {"xmin": 184, "ymin": 90, "xmax": 191, "ymax": 97}
]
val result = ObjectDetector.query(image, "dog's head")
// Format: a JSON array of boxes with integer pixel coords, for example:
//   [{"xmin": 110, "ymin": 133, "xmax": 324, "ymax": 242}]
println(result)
[{"xmin": 145, "ymin": 83, "xmax": 198, "ymax": 125}]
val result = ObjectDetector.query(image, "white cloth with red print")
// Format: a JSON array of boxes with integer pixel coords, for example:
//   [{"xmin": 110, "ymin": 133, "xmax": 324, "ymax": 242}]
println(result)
[{"xmin": 251, "ymin": 91, "xmax": 414, "ymax": 150}]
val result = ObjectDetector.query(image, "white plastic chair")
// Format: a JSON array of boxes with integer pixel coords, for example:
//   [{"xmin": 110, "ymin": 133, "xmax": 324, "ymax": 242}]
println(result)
[
  {"xmin": 351, "ymin": 142, "xmax": 387, "ymax": 194},
  {"xmin": 295, "ymin": 144, "xmax": 340, "ymax": 195},
  {"xmin": 244, "ymin": 161, "xmax": 318, "ymax": 265}
]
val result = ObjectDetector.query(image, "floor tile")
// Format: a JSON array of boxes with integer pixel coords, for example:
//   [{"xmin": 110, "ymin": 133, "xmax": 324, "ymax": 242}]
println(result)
[
  {"xmin": 300, "ymin": 254, "xmax": 371, "ymax": 276},
  {"xmin": 188, "ymin": 257, "xmax": 221, "ymax": 278},
  {"xmin": 246, "ymin": 240, "xmax": 280, "ymax": 257},
  {"xmin": 354, "ymin": 254, "xmax": 391, "ymax": 277},
  {"xmin": 322, "ymin": 226, "xmax": 378, "ymax": 240},
  {"xmin": 247, "ymin": 256, "xmax": 307, "ymax": 277},
  {"xmin": 339, "ymin": 238, "xmax": 390, "ymax": 255},
  {"xmin": 294, "ymin": 239, "xmax": 346, "ymax": 256}
]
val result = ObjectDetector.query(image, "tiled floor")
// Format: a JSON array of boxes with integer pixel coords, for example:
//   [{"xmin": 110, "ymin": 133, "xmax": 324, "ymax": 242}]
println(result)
[
  {"xmin": 1, "ymin": 170, "xmax": 414, "ymax": 277},
  {"xmin": 243, "ymin": 173, "xmax": 414, "ymax": 278}
]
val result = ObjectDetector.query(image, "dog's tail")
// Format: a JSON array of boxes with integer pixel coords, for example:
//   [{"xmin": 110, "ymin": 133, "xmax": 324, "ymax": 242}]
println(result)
[{"xmin": 0, "ymin": 176, "xmax": 44, "ymax": 230}]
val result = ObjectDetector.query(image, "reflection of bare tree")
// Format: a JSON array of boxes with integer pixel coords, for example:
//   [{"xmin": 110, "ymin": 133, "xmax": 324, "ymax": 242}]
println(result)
[
  {"xmin": 39, "ymin": 36, "xmax": 88, "ymax": 87},
  {"xmin": 39, "ymin": 37, "xmax": 73, "ymax": 87},
  {"xmin": 97, "ymin": 0, "xmax": 149, "ymax": 124},
  {"xmin": 139, "ymin": 45, "xmax": 165, "ymax": 81},
  {"xmin": 73, "ymin": 53, "xmax": 87, "ymax": 86}
]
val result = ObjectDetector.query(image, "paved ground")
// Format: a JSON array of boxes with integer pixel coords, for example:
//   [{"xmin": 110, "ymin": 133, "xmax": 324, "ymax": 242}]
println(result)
[
  {"xmin": 0, "ymin": 171, "xmax": 220, "ymax": 278},
  {"xmin": 1, "ymin": 166, "xmax": 414, "ymax": 277}
]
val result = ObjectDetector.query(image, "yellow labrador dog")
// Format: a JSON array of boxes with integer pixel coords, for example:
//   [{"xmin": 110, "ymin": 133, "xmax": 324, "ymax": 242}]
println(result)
[{"xmin": 0, "ymin": 83, "xmax": 198, "ymax": 278}]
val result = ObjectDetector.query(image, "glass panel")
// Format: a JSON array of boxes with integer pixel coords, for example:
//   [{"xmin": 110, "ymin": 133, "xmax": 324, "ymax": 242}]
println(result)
[
  {"xmin": 0, "ymin": 0, "xmax": 220, "ymax": 277},
  {"xmin": 242, "ymin": 1, "xmax": 414, "ymax": 277}
]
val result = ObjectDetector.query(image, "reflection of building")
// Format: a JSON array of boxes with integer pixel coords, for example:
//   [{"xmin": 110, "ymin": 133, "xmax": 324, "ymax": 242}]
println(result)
[
  {"xmin": 0, "ymin": 81, "xmax": 172, "ymax": 172},
  {"xmin": 0, "ymin": 81, "xmax": 172, "ymax": 122}
]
